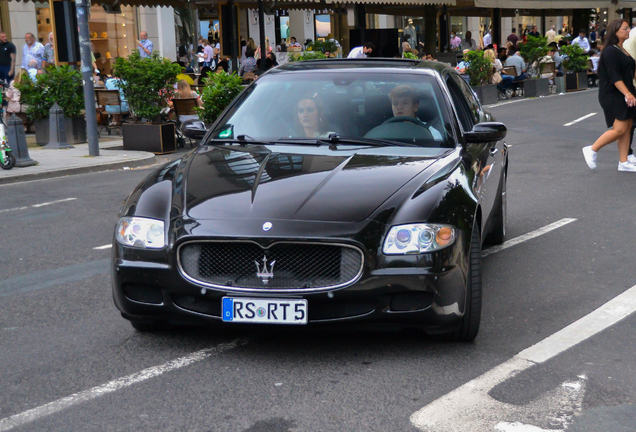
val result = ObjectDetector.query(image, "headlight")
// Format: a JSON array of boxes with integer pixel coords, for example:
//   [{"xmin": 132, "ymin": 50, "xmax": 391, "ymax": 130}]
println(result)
[
  {"xmin": 115, "ymin": 217, "xmax": 165, "ymax": 249},
  {"xmin": 383, "ymin": 224, "xmax": 456, "ymax": 255}
]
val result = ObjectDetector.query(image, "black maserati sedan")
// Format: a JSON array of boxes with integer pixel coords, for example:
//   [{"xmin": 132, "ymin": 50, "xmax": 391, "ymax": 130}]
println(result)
[{"xmin": 112, "ymin": 59, "xmax": 508, "ymax": 341}]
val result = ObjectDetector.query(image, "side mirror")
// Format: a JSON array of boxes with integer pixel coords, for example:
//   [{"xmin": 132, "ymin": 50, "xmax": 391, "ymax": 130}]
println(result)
[
  {"xmin": 181, "ymin": 120, "xmax": 208, "ymax": 140},
  {"xmin": 464, "ymin": 122, "xmax": 507, "ymax": 144}
]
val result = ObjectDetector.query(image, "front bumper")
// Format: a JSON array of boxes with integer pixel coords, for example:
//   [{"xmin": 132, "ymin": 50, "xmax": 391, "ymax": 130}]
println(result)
[{"xmin": 112, "ymin": 233, "xmax": 469, "ymax": 333}]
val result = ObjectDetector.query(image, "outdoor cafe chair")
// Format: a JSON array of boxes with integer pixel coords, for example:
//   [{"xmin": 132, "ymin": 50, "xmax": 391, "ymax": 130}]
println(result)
[
  {"xmin": 95, "ymin": 89, "xmax": 127, "ymax": 135},
  {"xmin": 172, "ymin": 97, "xmax": 199, "ymax": 147},
  {"xmin": 541, "ymin": 62, "xmax": 557, "ymax": 93}
]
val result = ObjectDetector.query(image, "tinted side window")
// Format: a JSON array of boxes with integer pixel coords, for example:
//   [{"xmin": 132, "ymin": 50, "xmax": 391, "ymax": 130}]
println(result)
[
  {"xmin": 454, "ymin": 76, "xmax": 482, "ymax": 126},
  {"xmin": 445, "ymin": 74, "xmax": 474, "ymax": 131}
]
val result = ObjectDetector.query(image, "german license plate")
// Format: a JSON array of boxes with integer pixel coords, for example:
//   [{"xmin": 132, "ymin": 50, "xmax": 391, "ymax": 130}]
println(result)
[{"xmin": 222, "ymin": 297, "xmax": 308, "ymax": 325}]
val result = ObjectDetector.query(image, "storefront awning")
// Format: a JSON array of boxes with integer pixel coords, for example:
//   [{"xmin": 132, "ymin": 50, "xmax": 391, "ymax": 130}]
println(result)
[{"xmin": 475, "ymin": 0, "xmax": 636, "ymax": 8}]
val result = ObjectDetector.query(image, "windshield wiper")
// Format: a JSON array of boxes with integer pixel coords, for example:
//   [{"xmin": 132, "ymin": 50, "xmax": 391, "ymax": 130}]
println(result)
[
  {"xmin": 278, "ymin": 134, "xmax": 418, "ymax": 148},
  {"xmin": 207, "ymin": 136, "xmax": 271, "ymax": 146},
  {"xmin": 321, "ymin": 134, "xmax": 419, "ymax": 148}
]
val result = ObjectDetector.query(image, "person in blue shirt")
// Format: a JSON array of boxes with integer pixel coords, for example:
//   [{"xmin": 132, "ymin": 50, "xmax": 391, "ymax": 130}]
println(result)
[
  {"xmin": 137, "ymin": 31, "xmax": 153, "ymax": 58},
  {"xmin": 105, "ymin": 76, "xmax": 129, "ymax": 126}
]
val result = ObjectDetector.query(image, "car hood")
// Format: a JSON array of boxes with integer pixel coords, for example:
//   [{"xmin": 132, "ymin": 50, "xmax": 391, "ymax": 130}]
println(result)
[{"xmin": 185, "ymin": 145, "xmax": 439, "ymax": 222}]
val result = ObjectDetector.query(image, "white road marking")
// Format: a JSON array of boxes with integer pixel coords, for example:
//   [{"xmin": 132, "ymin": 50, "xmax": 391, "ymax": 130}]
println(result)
[
  {"xmin": 411, "ymin": 283, "xmax": 636, "ymax": 431},
  {"xmin": 0, "ymin": 339, "xmax": 245, "ymax": 432},
  {"xmin": 93, "ymin": 244, "xmax": 112, "ymax": 250},
  {"xmin": 482, "ymin": 218, "xmax": 576, "ymax": 258},
  {"xmin": 563, "ymin": 113, "xmax": 596, "ymax": 126},
  {"xmin": 483, "ymin": 98, "xmax": 527, "ymax": 108},
  {"xmin": 0, "ymin": 198, "xmax": 77, "ymax": 214},
  {"xmin": 496, "ymin": 421, "xmax": 563, "ymax": 432}
]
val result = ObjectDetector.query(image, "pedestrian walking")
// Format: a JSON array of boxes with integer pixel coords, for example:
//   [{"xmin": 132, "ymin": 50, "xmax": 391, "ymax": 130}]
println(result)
[
  {"xmin": 572, "ymin": 29, "xmax": 591, "ymax": 52},
  {"xmin": 42, "ymin": 32, "xmax": 55, "ymax": 68},
  {"xmin": 450, "ymin": 32, "xmax": 461, "ymax": 50},
  {"xmin": 582, "ymin": 19, "xmax": 636, "ymax": 172},
  {"xmin": 546, "ymin": 25, "xmax": 557, "ymax": 44},
  {"xmin": 507, "ymin": 28, "xmax": 519, "ymax": 46},
  {"xmin": 21, "ymin": 33, "xmax": 44, "ymax": 69},
  {"xmin": 0, "ymin": 31, "xmax": 16, "ymax": 84}
]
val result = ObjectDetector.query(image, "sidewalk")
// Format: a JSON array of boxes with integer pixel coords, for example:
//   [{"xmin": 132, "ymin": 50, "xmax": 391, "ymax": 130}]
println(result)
[{"xmin": 0, "ymin": 139, "xmax": 157, "ymax": 185}]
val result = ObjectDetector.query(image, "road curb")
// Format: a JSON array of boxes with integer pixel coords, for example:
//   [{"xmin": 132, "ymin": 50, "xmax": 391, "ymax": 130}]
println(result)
[{"xmin": 0, "ymin": 154, "xmax": 157, "ymax": 185}]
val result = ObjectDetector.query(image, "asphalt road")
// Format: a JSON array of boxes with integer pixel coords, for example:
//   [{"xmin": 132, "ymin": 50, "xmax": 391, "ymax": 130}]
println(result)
[{"xmin": 1, "ymin": 88, "xmax": 635, "ymax": 432}]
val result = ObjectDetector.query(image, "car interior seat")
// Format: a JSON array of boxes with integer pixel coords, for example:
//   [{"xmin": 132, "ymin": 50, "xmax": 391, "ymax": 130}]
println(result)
[
  {"xmin": 416, "ymin": 95, "xmax": 446, "ymax": 145},
  {"xmin": 361, "ymin": 93, "xmax": 392, "ymax": 136}
]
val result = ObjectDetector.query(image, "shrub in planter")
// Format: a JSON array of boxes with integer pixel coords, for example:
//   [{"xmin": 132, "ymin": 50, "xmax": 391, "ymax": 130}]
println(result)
[
  {"xmin": 17, "ymin": 65, "xmax": 84, "ymax": 120},
  {"xmin": 288, "ymin": 50, "xmax": 327, "ymax": 62},
  {"xmin": 309, "ymin": 40, "xmax": 339, "ymax": 55},
  {"xmin": 465, "ymin": 50, "xmax": 492, "ymax": 87},
  {"xmin": 112, "ymin": 51, "xmax": 182, "ymax": 122},
  {"xmin": 465, "ymin": 50, "xmax": 498, "ymax": 105},
  {"xmin": 519, "ymin": 35, "xmax": 549, "ymax": 78},
  {"xmin": 560, "ymin": 44, "xmax": 589, "ymax": 90},
  {"xmin": 561, "ymin": 43, "xmax": 588, "ymax": 73},
  {"xmin": 196, "ymin": 71, "xmax": 244, "ymax": 125},
  {"xmin": 17, "ymin": 65, "xmax": 86, "ymax": 145}
]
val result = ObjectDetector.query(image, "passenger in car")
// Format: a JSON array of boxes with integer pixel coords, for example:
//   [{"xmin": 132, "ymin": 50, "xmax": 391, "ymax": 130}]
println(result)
[{"xmin": 296, "ymin": 96, "xmax": 337, "ymax": 138}]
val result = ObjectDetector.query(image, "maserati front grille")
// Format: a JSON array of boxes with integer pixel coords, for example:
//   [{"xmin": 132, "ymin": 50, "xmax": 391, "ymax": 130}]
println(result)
[{"xmin": 178, "ymin": 241, "xmax": 364, "ymax": 291}]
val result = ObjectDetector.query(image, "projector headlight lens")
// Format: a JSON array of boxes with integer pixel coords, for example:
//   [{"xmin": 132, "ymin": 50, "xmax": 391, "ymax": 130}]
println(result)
[
  {"xmin": 383, "ymin": 224, "xmax": 456, "ymax": 255},
  {"xmin": 116, "ymin": 217, "xmax": 165, "ymax": 249}
]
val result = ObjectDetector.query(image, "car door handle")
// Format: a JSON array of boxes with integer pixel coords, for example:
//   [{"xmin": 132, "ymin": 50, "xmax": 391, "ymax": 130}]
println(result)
[{"xmin": 489, "ymin": 147, "xmax": 498, "ymax": 156}]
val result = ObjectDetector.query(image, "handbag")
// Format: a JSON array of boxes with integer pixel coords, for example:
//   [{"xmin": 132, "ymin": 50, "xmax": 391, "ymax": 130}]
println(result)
[{"xmin": 492, "ymin": 72, "xmax": 503, "ymax": 84}]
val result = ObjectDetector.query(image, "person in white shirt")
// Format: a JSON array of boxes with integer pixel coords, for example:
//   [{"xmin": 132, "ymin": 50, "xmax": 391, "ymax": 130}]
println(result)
[
  {"xmin": 347, "ymin": 42, "xmax": 375, "ymax": 59},
  {"xmin": 545, "ymin": 25, "xmax": 556, "ymax": 44},
  {"xmin": 572, "ymin": 30, "xmax": 591, "ymax": 52},
  {"xmin": 483, "ymin": 30, "xmax": 492, "ymax": 47}
]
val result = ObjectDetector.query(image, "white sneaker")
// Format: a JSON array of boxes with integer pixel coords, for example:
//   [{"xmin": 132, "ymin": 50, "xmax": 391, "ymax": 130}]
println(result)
[
  {"xmin": 618, "ymin": 161, "xmax": 636, "ymax": 172},
  {"xmin": 582, "ymin": 146, "xmax": 597, "ymax": 169},
  {"xmin": 627, "ymin": 154, "xmax": 636, "ymax": 165}
]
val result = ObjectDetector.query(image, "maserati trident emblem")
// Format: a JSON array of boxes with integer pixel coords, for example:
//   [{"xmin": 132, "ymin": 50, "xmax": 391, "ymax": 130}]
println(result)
[{"xmin": 255, "ymin": 255, "xmax": 276, "ymax": 285}]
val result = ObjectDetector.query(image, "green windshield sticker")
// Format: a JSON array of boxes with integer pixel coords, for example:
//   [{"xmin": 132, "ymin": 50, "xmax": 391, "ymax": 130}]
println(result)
[{"xmin": 219, "ymin": 128, "xmax": 232, "ymax": 138}]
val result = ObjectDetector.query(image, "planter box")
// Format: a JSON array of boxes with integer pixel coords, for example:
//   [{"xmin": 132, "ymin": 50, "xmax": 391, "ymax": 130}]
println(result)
[
  {"xmin": 471, "ymin": 84, "xmax": 498, "ymax": 106},
  {"xmin": 565, "ymin": 71, "xmax": 588, "ymax": 92},
  {"xmin": 35, "ymin": 117, "xmax": 87, "ymax": 146},
  {"xmin": 524, "ymin": 78, "xmax": 550, "ymax": 98},
  {"xmin": 122, "ymin": 123, "xmax": 176, "ymax": 154}
]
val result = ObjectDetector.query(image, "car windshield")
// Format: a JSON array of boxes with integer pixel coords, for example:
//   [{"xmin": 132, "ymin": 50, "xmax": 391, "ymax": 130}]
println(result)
[{"xmin": 209, "ymin": 71, "xmax": 455, "ymax": 148}]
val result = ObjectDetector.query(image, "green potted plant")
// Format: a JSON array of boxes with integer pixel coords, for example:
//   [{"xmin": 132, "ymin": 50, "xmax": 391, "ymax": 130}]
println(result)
[
  {"xmin": 465, "ymin": 50, "xmax": 498, "ymax": 105},
  {"xmin": 309, "ymin": 40, "xmax": 339, "ymax": 57},
  {"xmin": 560, "ymin": 43, "xmax": 589, "ymax": 91},
  {"xmin": 17, "ymin": 65, "xmax": 86, "ymax": 146},
  {"xmin": 196, "ymin": 70, "xmax": 244, "ymax": 125},
  {"xmin": 288, "ymin": 50, "xmax": 327, "ymax": 62},
  {"xmin": 518, "ymin": 35, "xmax": 550, "ymax": 97},
  {"xmin": 112, "ymin": 51, "xmax": 182, "ymax": 153}
]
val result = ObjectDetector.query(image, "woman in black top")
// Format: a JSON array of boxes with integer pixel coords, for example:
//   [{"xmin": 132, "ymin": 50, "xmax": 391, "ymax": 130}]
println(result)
[{"xmin": 583, "ymin": 19, "xmax": 636, "ymax": 172}]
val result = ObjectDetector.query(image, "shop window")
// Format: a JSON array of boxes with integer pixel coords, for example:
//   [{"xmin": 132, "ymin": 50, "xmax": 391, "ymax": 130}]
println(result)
[
  {"xmin": 89, "ymin": 5, "xmax": 139, "ymax": 74},
  {"xmin": 35, "ymin": 2, "xmax": 52, "ymax": 45}
]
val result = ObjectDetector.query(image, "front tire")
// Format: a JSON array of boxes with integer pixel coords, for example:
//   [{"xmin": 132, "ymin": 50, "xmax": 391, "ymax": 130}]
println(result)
[
  {"xmin": 444, "ymin": 228, "xmax": 482, "ymax": 342},
  {"xmin": 0, "ymin": 151, "xmax": 16, "ymax": 170}
]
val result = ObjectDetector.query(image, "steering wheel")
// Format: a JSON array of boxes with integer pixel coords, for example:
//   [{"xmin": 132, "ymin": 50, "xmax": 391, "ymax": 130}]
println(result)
[{"xmin": 383, "ymin": 116, "xmax": 427, "ymax": 127}]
